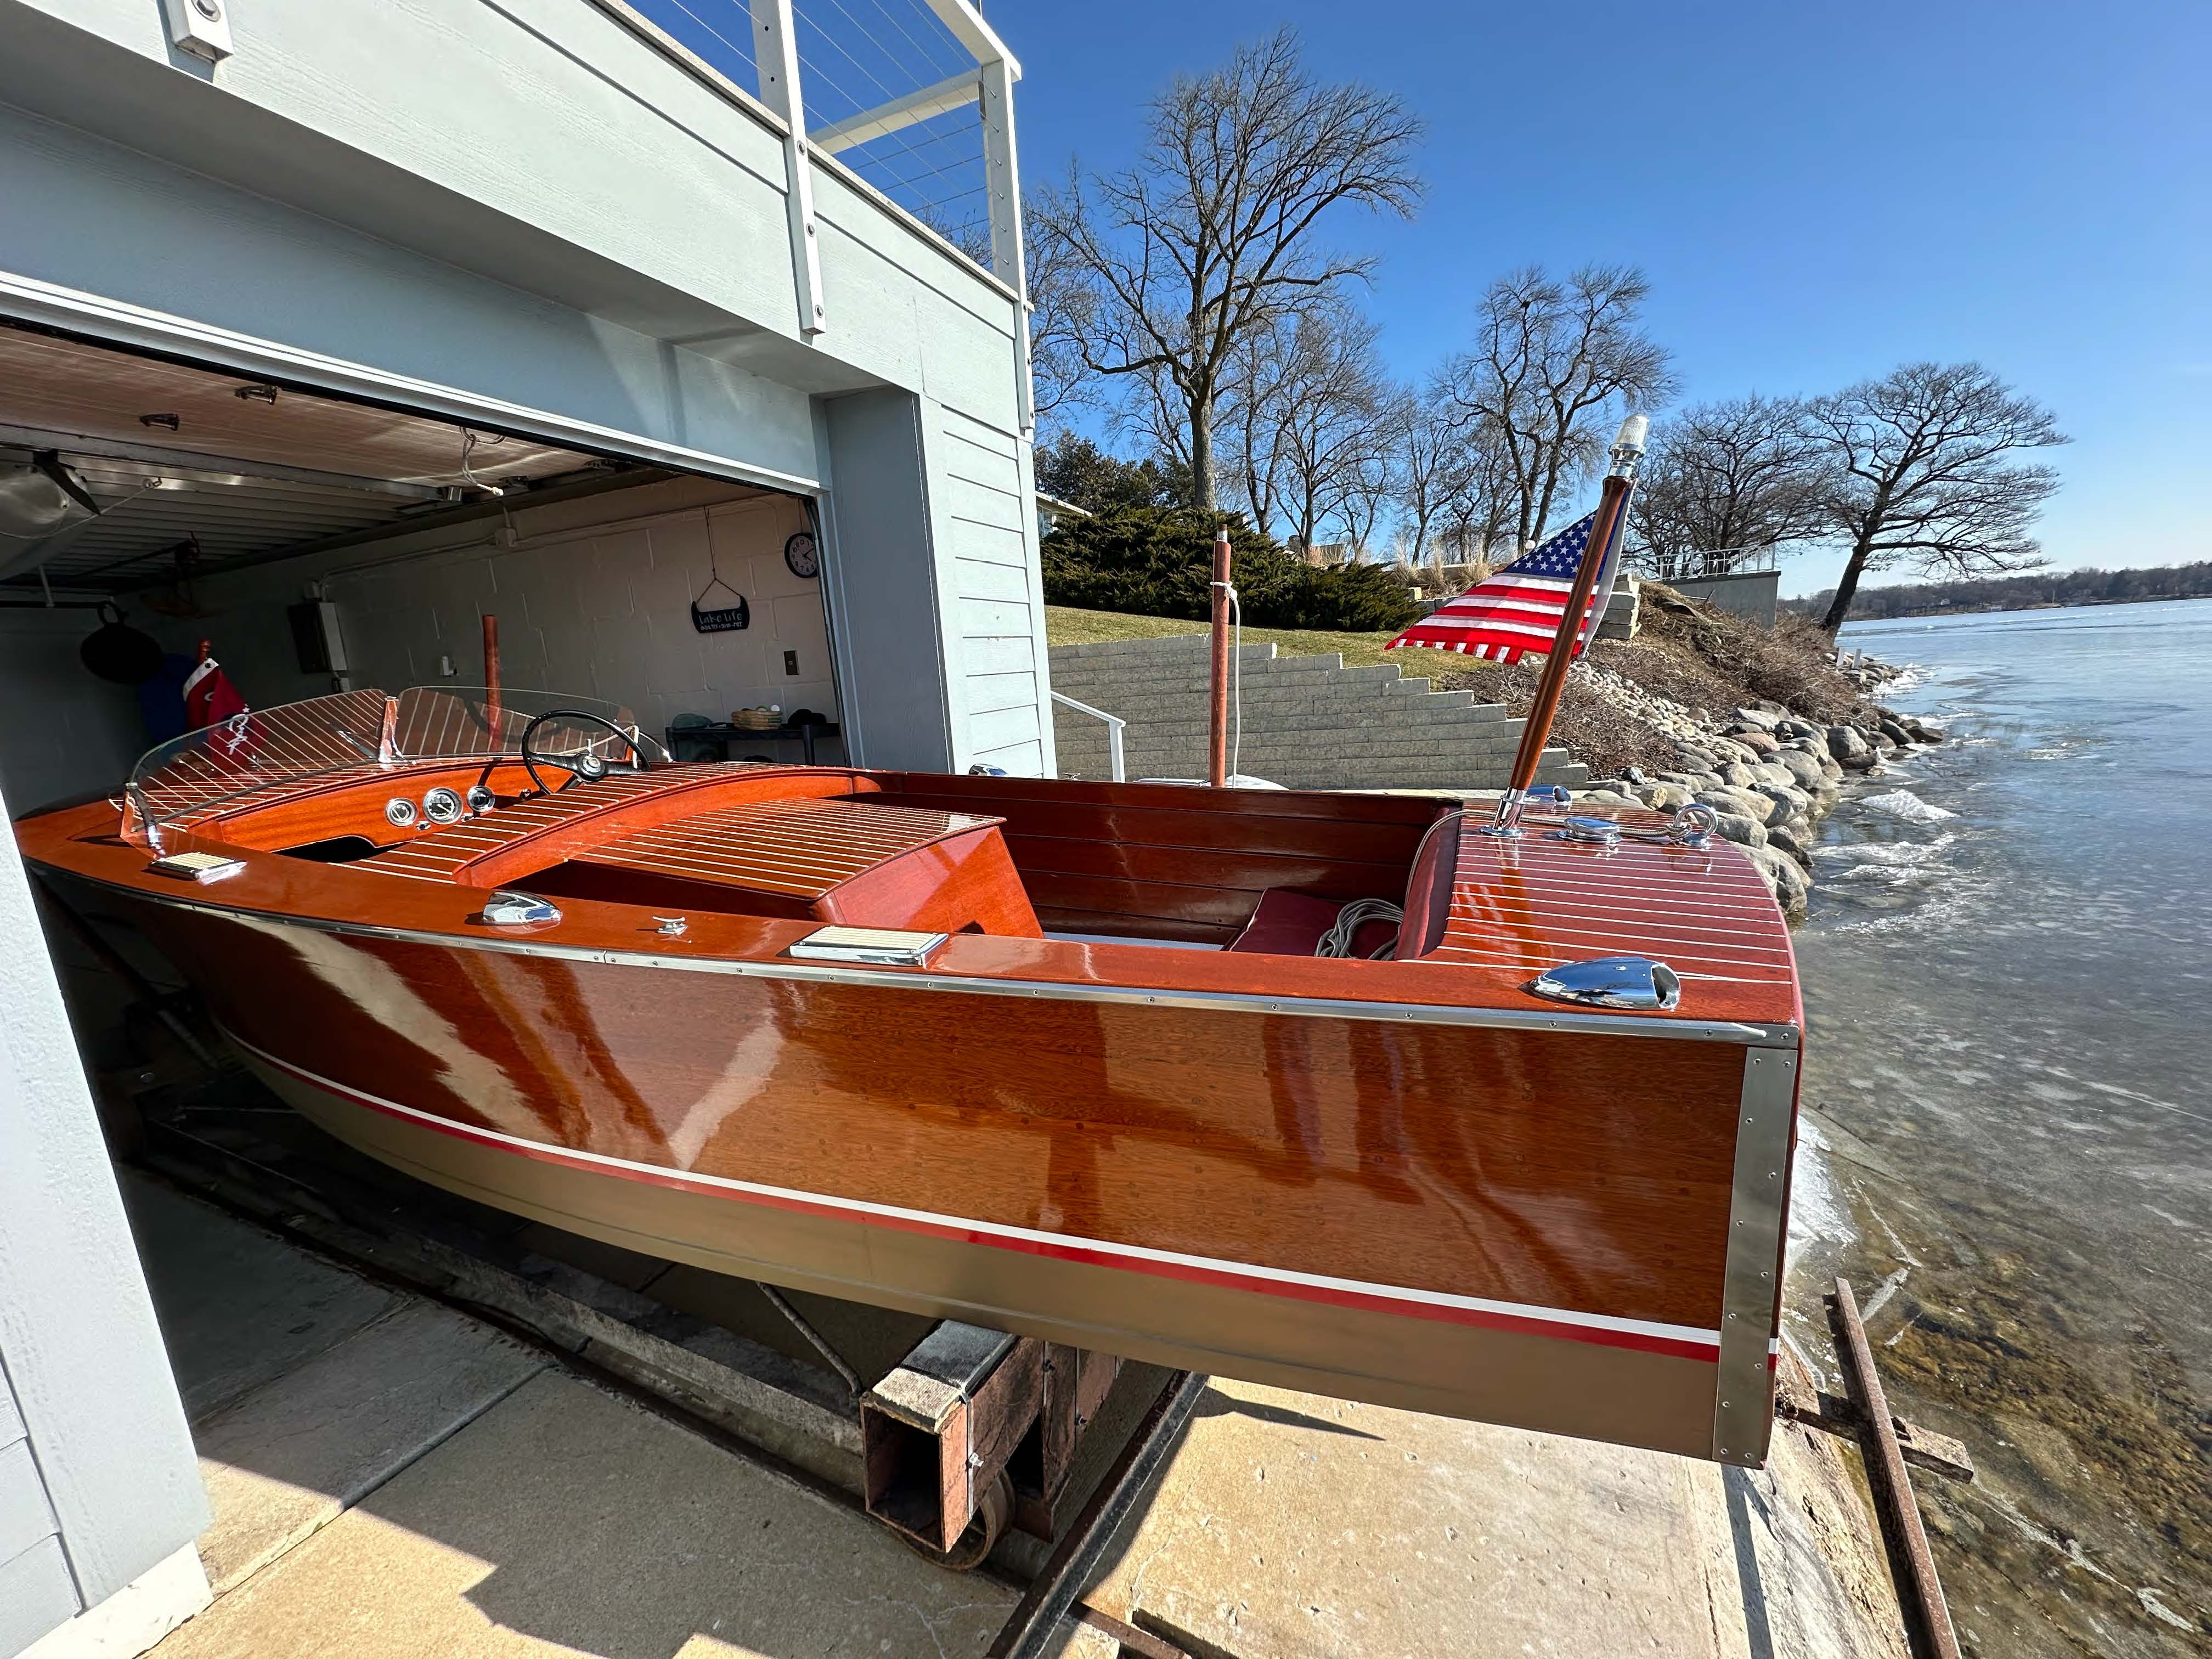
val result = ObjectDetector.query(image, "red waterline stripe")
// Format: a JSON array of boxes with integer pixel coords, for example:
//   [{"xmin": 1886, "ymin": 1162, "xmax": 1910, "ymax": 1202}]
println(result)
[{"xmin": 234, "ymin": 1035, "xmax": 1722, "ymax": 1365}]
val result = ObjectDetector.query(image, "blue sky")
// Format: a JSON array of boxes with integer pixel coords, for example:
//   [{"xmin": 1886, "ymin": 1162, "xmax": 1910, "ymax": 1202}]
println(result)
[{"xmin": 996, "ymin": 0, "xmax": 2210, "ymax": 597}]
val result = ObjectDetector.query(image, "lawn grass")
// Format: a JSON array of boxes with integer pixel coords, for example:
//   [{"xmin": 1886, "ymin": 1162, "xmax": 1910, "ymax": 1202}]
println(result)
[{"xmin": 1043, "ymin": 605, "xmax": 1407, "ymax": 673}]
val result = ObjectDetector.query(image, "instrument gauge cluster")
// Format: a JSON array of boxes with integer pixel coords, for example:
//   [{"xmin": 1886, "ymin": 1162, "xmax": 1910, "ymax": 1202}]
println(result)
[{"xmin": 388, "ymin": 786, "xmax": 501, "ymax": 832}]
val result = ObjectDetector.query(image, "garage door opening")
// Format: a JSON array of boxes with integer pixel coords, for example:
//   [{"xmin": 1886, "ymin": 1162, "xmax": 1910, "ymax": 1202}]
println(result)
[{"xmin": 0, "ymin": 323, "xmax": 841, "ymax": 815}]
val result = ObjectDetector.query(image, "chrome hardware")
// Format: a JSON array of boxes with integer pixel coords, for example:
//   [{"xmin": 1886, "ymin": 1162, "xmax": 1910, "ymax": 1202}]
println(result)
[
  {"xmin": 481, "ymin": 891, "xmax": 561, "ymax": 927},
  {"xmin": 1528, "ymin": 955, "xmax": 1682, "ymax": 1012},
  {"xmin": 1668, "ymin": 803, "xmax": 1719, "ymax": 848},
  {"xmin": 652, "ymin": 916, "xmax": 689, "ymax": 937},
  {"xmin": 464, "ymin": 784, "xmax": 495, "ymax": 815},
  {"xmin": 421, "ymin": 786, "xmax": 465, "ymax": 825},
  {"xmin": 1554, "ymin": 815, "xmax": 1622, "ymax": 845},
  {"xmin": 384, "ymin": 796, "xmax": 419, "ymax": 827},
  {"xmin": 788, "ymin": 925, "xmax": 947, "ymax": 966},
  {"xmin": 1481, "ymin": 784, "xmax": 1571, "ymax": 838}
]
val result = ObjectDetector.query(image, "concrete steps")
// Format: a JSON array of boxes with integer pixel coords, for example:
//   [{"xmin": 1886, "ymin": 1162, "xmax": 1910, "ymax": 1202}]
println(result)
[{"xmin": 1049, "ymin": 633, "xmax": 1586, "ymax": 791}]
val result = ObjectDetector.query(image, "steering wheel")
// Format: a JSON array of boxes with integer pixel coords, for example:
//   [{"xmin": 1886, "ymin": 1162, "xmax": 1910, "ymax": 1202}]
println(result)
[{"xmin": 517, "ymin": 709, "xmax": 649, "ymax": 798}]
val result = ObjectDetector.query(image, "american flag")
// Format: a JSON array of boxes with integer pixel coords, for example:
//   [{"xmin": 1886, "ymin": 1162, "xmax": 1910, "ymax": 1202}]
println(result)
[{"xmin": 1385, "ymin": 510, "xmax": 1623, "ymax": 664}]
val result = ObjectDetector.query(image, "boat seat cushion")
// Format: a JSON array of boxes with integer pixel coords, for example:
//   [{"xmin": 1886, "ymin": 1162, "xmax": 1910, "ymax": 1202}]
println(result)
[{"xmin": 1226, "ymin": 888, "xmax": 1398, "ymax": 958}]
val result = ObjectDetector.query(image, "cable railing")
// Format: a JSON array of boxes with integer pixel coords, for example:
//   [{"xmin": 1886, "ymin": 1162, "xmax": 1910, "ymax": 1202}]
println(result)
[
  {"xmin": 627, "ymin": 0, "xmax": 1019, "ymax": 288},
  {"xmin": 1628, "ymin": 544, "xmax": 1782, "ymax": 581}
]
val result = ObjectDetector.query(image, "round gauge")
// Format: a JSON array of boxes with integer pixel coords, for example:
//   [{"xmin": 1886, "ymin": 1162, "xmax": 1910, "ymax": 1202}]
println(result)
[
  {"xmin": 422, "ymin": 786, "xmax": 466, "ymax": 825},
  {"xmin": 465, "ymin": 784, "xmax": 496, "ymax": 815},
  {"xmin": 384, "ymin": 797, "xmax": 419, "ymax": 827},
  {"xmin": 783, "ymin": 530, "xmax": 819, "ymax": 579}
]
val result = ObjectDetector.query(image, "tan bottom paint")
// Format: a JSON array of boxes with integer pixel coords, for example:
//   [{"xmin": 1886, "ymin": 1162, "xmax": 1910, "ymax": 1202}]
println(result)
[{"xmin": 246, "ymin": 1052, "xmax": 1723, "ymax": 1459}]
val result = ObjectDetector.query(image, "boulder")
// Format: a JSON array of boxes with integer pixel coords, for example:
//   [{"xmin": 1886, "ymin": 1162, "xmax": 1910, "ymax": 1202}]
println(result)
[
  {"xmin": 1697, "ymin": 786, "xmax": 1776, "ymax": 825},
  {"xmin": 1775, "ymin": 718, "xmax": 1820, "ymax": 741},
  {"xmin": 1674, "ymin": 745, "xmax": 1718, "ymax": 772},
  {"xmin": 1840, "ymin": 748, "xmax": 1883, "ymax": 772},
  {"xmin": 1733, "ymin": 706, "xmax": 1782, "ymax": 731},
  {"xmin": 1638, "ymin": 782, "xmax": 1693, "ymax": 811},
  {"xmin": 1749, "ymin": 761, "xmax": 1799, "ymax": 791},
  {"xmin": 1773, "ymin": 749, "xmax": 1829, "ymax": 790},
  {"xmin": 1756, "ymin": 782, "xmax": 1814, "ymax": 822},
  {"xmin": 1719, "ymin": 761, "xmax": 1760, "ymax": 789},
  {"xmin": 1766, "ymin": 822, "xmax": 1813, "ymax": 868},
  {"xmin": 1735, "ymin": 730, "xmax": 1781, "ymax": 755},
  {"xmin": 1879, "ymin": 718, "xmax": 1914, "ymax": 748},
  {"xmin": 1576, "ymin": 788, "xmax": 1640, "ymax": 806},
  {"xmin": 1744, "ymin": 843, "xmax": 1809, "ymax": 918},
  {"xmin": 1711, "ymin": 811, "xmax": 1769, "ymax": 850},
  {"xmin": 1708, "ymin": 736, "xmax": 1760, "ymax": 765},
  {"xmin": 1827, "ymin": 724, "xmax": 1871, "ymax": 761}
]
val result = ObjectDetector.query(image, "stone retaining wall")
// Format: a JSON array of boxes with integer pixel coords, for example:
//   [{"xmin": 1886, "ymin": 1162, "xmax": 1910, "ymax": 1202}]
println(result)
[{"xmin": 1048, "ymin": 633, "xmax": 1587, "ymax": 792}]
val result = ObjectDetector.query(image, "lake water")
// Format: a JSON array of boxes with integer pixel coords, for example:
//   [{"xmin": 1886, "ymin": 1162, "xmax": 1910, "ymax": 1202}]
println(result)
[{"xmin": 1788, "ymin": 599, "xmax": 2211, "ymax": 1656}]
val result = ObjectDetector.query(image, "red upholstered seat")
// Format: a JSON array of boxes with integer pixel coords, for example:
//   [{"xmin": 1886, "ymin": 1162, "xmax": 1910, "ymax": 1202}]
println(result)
[
  {"xmin": 1224, "ymin": 808, "xmax": 1469, "ymax": 962},
  {"xmin": 1226, "ymin": 888, "xmax": 1399, "ymax": 958}
]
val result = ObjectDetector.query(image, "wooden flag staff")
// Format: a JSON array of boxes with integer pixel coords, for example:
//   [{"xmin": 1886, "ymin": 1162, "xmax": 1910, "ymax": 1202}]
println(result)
[{"xmin": 1489, "ymin": 414, "xmax": 1647, "ymax": 836}]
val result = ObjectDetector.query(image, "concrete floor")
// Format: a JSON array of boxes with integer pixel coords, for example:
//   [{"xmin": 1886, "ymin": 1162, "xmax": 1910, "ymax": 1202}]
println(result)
[{"xmin": 125, "ymin": 1172, "xmax": 1908, "ymax": 1659}]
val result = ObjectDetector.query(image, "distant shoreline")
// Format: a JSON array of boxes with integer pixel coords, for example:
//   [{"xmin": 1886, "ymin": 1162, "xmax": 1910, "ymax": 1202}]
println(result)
[{"xmin": 1797, "ymin": 590, "xmax": 2212, "ymax": 625}]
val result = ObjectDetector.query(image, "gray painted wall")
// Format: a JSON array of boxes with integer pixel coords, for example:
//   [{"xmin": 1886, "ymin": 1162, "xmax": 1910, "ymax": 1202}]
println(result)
[
  {"xmin": 0, "ymin": 775, "xmax": 207, "ymax": 1655},
  {"xmin": 0, "ymin": 611, "xmax": 145, "ymax": 815},
  {"xmin": 1659, "ymin": 570, "xmax": 1781, "ymax": 628}
]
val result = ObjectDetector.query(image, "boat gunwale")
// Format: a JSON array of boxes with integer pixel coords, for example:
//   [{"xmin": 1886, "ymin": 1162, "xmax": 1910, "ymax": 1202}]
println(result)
[{"xmin": 36, "ymin": 859, "xmax": 1799, "ymax": 1048}]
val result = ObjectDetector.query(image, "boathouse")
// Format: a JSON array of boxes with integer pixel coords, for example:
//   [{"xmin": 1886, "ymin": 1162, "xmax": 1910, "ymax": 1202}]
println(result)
[{"xmin": 0, "ymin": 1, "xmax": 1046, "ymax": 1648}]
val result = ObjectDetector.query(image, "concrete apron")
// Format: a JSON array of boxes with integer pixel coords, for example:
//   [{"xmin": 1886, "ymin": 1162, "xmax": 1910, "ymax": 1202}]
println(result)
[{"xmin": 126, "ymin": 1171, "xmax": 1904, "ymax": 1658}]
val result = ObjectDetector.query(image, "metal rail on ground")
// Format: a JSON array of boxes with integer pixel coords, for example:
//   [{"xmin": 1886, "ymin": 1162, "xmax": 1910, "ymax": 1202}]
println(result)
[
  {"xmin": 1828, "ymin": 1277, "xmax": 1962, "ymax": 1659},
  {"xmin": 985, "ymin": 1369, "xmax": 1211, "ymax": 1659}
]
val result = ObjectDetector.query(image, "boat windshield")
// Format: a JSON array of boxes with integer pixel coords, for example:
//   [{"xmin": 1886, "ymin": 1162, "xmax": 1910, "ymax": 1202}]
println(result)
[{"xmin": 121, "ymin": 686, "xmax": 669, "ymax": 848}]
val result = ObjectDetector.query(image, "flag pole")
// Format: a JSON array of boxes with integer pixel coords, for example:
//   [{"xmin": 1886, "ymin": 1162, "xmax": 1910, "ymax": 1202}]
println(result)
[
  {"xmin": 1207, "ymin": 521, "xmax": 1232, "ymax": 788},
  {"xmin": 1488, "ymin": 415, "xmax": 1647, "ymax": 836}
]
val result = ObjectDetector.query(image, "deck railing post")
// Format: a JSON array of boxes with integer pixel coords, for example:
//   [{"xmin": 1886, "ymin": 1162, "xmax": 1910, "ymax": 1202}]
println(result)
[
  {"xmin": 978, "ymin": 55, "xmax": 1031, "ymax": 432},
  {"xmin": 751, "ymin": 0, "xmax": 828, "ymax": 338}
]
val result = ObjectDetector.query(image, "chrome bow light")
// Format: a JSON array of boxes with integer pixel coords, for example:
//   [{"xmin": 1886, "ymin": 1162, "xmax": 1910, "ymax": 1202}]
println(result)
[
  {"xmin": 1528, "ymin": 955, "xmax": 1683, "ymax": 1012},
  {"xmin": 481, "ymin": 891, "xmax": 561, "ymax": 927}
]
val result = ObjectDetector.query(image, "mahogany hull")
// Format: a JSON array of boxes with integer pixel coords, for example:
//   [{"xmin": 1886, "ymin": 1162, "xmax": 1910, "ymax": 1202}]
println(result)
[
  {"xmin": 61, "ymin": 873, "xmax": 1790, "ymax": 1463},
  {"xmin": 20, "ymin": 749, "xmax": 1801, "ymax": 1465}
]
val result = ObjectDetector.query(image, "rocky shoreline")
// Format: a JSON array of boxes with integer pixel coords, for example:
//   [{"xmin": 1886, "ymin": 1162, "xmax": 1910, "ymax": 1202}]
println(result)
[{"xmin": 1567, "ymin": 654, "xmax": 1940, "ymax": 918}]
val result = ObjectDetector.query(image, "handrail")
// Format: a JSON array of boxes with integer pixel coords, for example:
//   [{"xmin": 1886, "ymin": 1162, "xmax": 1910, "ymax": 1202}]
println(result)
[{"xmin": 1051, "ymin": 691, "xmax": 1125, "ymax": 783}]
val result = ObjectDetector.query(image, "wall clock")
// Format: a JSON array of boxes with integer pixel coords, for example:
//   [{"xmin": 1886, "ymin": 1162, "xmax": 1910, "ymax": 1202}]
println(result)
[{"xmin": 783, "ymin": 530, "xmax": 819, "ymax": 579}]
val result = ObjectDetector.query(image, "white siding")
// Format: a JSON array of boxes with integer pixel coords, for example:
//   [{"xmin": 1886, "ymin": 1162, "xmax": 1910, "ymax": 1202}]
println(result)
[{"xmin": 934, "ymin": 407, "xmax": 1051, "ymax": 776}]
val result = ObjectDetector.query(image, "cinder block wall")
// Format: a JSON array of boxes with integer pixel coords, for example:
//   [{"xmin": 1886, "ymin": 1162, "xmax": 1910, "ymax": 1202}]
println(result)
[{"xmin": 1049, "ymin": 634, "xmax": 1587, "ymax": 791}]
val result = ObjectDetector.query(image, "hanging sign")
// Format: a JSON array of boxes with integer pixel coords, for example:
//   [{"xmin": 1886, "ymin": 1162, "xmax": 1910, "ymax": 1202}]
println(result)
[{"xmin": 690, "ymin": 569, "xmax": 751, "ymax": 634}]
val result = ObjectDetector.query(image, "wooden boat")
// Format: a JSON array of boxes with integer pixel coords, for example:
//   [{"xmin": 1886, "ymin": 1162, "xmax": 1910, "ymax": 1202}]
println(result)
[{"xmin": 16, "ymin": 684, "xmax": 1802, "ymax": 1465}]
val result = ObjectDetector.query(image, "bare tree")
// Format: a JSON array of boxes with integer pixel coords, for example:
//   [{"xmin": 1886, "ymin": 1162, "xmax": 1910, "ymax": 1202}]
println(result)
[
  {"xmin": 1805, "ymin": 362, "xmax": 2067, "ymax": 630},
  {"xmin": 1436, "ymin": 264, "xmax": 1675, "ymax": 554},
  {"xmin": 1023, "ymin": 205, "xmax": 1093, "ymax": 432},
  {"xmin": 1221, "ymin": 318, "xmax": 1298, "ymax": 533},
  {"xmin": 1428, "ymin": 411, "xmax": 1516, "ymax": 572},
  {"xmin": 1631, "ymin": 394, "xmax": 1825, "ymax": 579},
  {"xmin": 1391, "ymin": 396, "xmax": 1461, "ymax": 570},
  {"xmin": 1225, "ymin": 303, "xmax": 1394, "ymax": 553},
  {"xmin": 1029, "ymin": 30, "xmax": 1422, "ymax": 510}
]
